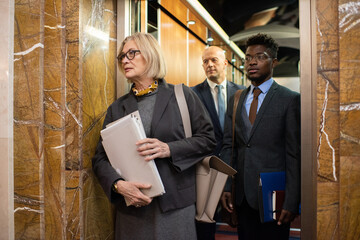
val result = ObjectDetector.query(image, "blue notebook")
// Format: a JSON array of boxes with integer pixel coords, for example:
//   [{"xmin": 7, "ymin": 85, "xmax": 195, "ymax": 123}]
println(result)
[{"xmin": 258, "ymin": 171, "xmax": 285, "ymax": 223}]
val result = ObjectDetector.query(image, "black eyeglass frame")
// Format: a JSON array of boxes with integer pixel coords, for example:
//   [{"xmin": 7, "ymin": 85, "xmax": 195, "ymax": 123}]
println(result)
[
  {"xmin": 117, "ymin": 49, "xmax": 141, "ymax": 62},
  {"xmin": 244, "ymin": 52, "xmax": 273, "ymax": 63}
]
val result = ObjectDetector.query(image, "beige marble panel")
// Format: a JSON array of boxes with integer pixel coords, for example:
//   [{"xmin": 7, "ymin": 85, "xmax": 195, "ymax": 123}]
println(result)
[
  {"xmin": 339, "ymin": 0, "xmax": 360, "ymax": 157},
  {"xmin": 13, "ymin": 0, "xmax": 117, "ymax": 239},
  {"xmin": 338, "ymin": 1, "xmax": 360, "ymax": 239},
  {"xmin": 81, "ymin": 0, "xmax": 117, "ymax": 239},
  {"xmin": 340, "ymin": 156, "xmax": 360, "ymax": 240},
  {"xmin": 43, "ymin": 0, "xmax": 66, "ymax": 239},
  {"xmin": 0, "ymin": 139, "xmax": 12, "ymax": 239},
  {"xmin": 315, "ymin": 0, "xmax": 360, "ymax": 239},
  {"xmin": 316, "ymin": 0, "xmax": 340, "ymax": 183},
  {"xmin": 315, "ymin": 1, "xmax": 341, "ymax": 239},
  {"xmin": 65, "ymin": 170, "xmax": 81, "ymax": 239},
  {"xmin": 65, "ymin": 0, "xmax": 81, "ymax": 173},
  {"xmin": 64, "ymin": 0, "xmax": 82, "ymax": 235},
  {"xmin": 0, "ymin": 1, "xmax": 14, "ymax": 238},
  {"xmin": 83, "ymin": 169, "xmax": 115, "ymax": 240},
  {"xmin": 317, "ymin": 182, "xmax": 339, "ymax": 240},
  {"xmin": 14, "ymin": 0, "xmax": 43, "ymax": 238}
]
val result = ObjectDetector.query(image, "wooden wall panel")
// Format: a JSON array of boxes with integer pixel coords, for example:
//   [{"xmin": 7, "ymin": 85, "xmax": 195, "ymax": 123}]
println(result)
[
  {"xmin": 160, "ymin": 12, "xmax": 187, "ymax": 85},
  {"xmin": 188, "ymin": 34, "xmax": 206, "ymax": 87},
  {"xmin": 210, "ymin": 32, "xmax": 226, "ymax": 49},
  {"xmin": 140, "ymin": 0, "xmax": 146, "ymax": 32},
  {"xmin": 224, "ymin": 46, "xmax": 233, "ymax": 82},
  {"xmin": 188, "ymin": 11, "xmax": 207, "ymax": 41},
  {"xmin": 161, "ymin": 0, "xmax": 187, "ymax": 25},
  {"xmin": 233, "ymin": 55, "xmax": 245, "ymax": 85}
]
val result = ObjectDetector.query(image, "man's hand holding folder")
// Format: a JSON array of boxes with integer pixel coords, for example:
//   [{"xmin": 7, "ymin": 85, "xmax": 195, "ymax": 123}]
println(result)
[
  {"xmin": 277, "ymin": 209, "xmax": 296, "ymax": 226},
  {"xmin": 258, "ymin": 171, "xmax": 299, "ymax": 224},
  {"xmin": 271, "ymin": 190, "xmax": 297, "ymax": 225}
]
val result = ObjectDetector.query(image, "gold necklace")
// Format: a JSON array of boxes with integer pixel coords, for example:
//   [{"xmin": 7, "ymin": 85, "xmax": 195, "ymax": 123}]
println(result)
[{"xmin": 132, "ymin": 80, "xmax": 158, "ymax": 96}]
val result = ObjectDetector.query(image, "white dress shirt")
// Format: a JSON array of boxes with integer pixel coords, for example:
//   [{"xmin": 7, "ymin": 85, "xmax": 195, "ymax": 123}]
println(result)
[{"xmin": 206, "ymin": 78, "xmax": 228, "ymax": 114}]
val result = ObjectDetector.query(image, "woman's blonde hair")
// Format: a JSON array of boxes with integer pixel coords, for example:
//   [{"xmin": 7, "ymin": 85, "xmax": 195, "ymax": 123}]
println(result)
[{"xmin": 117, "ymin": 32, "xmax": 167, "ymax": 80}]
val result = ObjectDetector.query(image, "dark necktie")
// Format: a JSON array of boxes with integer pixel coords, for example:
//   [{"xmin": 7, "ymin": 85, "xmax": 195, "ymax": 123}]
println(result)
[
  {"xmin": 249, "ymin": 88, "xmax": 262, "ymax": 125},
  {"xmin": 216, "ymin": 85, "xmax": 225, "ymax": 130}
]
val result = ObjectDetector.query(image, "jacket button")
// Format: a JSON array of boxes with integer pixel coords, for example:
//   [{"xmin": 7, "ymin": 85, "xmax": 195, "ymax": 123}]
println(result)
[{"xmin": 247, "ymin": 144, "xmax": 251, "ymax": 148}]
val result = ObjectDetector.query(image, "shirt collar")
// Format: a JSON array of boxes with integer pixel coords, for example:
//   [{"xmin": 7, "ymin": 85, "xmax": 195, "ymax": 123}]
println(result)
[
  {"xmin": 207, "ymin": 78, "xmax": 227, "ymax": 90},
  {"xmin": 250, "ymin": 78, "xmax": 273, "ymax": 94}
]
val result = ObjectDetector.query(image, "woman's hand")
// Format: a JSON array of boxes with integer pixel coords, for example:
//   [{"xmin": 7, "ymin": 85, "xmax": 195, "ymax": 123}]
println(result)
[
  {"xmin": 136, "ymin": 138, "xmax": 170, "ymax": 161},
  {"xmin": 115, "ymin": 180, "xmax": 153, "ymax": 207}
]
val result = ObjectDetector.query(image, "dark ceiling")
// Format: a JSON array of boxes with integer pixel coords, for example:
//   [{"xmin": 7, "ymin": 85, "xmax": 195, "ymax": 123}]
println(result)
[{"xmin": 198, "ymin": 0, "xmax": 300, "ymax": 77}]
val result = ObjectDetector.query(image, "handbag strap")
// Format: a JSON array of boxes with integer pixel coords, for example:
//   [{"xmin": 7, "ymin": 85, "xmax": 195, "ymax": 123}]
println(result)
[
  {"xmin": 175, "ymin": 83, "xmax": 244, "ymax": 164},
  {"xmin": 174, "ymin": 84, "xmax": 192, "ymax": 138},
  {"xmin": 230, "ymin": 89, "xmax": 244, "ymax": 166}
]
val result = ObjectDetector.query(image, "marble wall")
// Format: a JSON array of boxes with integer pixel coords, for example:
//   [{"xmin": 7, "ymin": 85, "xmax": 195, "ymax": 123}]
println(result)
[
  {"xmin": 8, "ymin": 0, "xmax": 360, "ymax": 239},
  {"xmin": 316, "ymin": 0, "xmax": 360, "ymax": 239},
  {"xmin": 0, "ymin": 0, "xmax": 14, "ymax": 239},
  {"xmin": 338, "ymin": 0, "xmax": 360, "ymax": 239},
  {"xmin": 13, "ymin": 0, "xmax": 117, "ymax": 239}
]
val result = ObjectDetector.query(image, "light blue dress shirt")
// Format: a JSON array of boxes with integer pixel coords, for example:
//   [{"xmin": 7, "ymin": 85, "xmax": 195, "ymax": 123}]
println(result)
[{"xmin": 245, "ymin": 78, "xmax": 274, "ymax": 116}]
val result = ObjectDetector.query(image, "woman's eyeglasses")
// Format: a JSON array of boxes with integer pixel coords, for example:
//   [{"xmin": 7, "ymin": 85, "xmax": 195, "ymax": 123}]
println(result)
[{"xmin": 118, "ymin": 49, "xmax": 141, "ymax": 61}]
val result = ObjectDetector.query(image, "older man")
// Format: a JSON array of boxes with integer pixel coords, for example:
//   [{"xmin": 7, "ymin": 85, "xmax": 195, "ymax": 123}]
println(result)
[{"xmin": 192, "ymin": 46, "xmax": 244, "ymax": 240}]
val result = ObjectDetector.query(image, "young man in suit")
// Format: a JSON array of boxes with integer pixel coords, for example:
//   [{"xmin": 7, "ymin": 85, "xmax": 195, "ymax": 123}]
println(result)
[
  {"xmin": 192, "ymin": 46, "xmax": 244, "ymax": 240},
  {"xmin": 220, "ymin": 33, "xmax": 300, "ymax": 240}
]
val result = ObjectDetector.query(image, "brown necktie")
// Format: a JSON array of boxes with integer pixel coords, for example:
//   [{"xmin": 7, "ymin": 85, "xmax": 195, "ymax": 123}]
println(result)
[{"xmin": 249, "ymin": 88, "xmax": 262, "ymax": 125}]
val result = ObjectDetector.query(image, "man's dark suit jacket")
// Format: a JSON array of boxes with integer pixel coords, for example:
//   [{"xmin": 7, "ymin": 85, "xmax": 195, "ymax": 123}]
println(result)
[
  {"xmin": 221, "ymin": 81, "xmax": 300, "ymax": 214},
  {"xmin": 192, "ymin": 80, "xmax": 245, "ymax": 156},
  {"xmin": 92, "ymin": 79, "xmax": 216, "ymax": 213}
]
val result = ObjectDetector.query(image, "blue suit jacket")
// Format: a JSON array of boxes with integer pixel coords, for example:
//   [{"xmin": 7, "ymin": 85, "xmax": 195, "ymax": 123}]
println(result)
[{"xmin": 192, "ymin": 80, "xmax": 245, "ymax": 156}]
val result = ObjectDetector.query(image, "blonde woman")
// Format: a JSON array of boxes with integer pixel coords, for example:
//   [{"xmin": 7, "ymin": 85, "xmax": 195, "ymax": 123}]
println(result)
[{"xmin": 92, "ymin": 32, "xmax": 216, "ymax": 240}]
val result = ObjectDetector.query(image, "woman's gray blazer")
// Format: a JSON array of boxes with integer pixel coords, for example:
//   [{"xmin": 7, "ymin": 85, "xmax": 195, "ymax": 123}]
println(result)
[{"xmin": 92, "ymin": 79, "xmax": 216, "ymax": 212}]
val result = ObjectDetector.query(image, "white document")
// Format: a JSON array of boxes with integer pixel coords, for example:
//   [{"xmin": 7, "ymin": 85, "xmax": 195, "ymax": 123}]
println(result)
[{"xmin": 101, "ymin": 111, "xmax": 165, "ymax": 206}]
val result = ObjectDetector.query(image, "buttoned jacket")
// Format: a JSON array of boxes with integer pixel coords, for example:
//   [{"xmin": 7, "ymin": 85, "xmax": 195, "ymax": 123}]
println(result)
[
  {"xmin": 192, "ymin": 80, "xmax": 244, "ymax": 156},
  {"xmin": 221, "ymin": 81, "xmax": 301, "ymax": 213}
]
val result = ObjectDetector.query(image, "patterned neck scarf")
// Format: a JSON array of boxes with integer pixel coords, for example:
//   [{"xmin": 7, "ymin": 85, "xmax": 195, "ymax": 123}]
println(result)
[{"xmin": 132, "ymin": 80, "xmax": 158, "ymax": 96}]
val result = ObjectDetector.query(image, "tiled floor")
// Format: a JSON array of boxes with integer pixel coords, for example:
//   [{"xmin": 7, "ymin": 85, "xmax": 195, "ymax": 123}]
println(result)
[
  {"xmin": 215, "ymin": 224, "xmax": 237, "ymax": 240},
  {"xmin": 214, "ymin": 215, "xmax": 301, "ymax": 240}
]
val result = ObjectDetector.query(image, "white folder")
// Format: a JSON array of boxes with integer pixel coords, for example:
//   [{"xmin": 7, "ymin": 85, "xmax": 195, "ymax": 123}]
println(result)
[{"xmin": 100, "ymin": 111, "xmax": 165, "ymax": 205}]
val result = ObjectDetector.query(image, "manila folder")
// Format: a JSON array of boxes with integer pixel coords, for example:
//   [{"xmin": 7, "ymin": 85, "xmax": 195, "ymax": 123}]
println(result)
[{"xmin": 100, "ymin": 111, "xmax": 165, "ymax": 205}]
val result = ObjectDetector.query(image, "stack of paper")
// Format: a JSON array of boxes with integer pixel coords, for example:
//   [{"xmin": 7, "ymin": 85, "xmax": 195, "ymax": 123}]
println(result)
[
  {"xmin": 100, "ymin": 111, "xmax": 165, "ymax": 205},
  {"xmin": 272, "ymin": 190, "xmax": 285, "ymax": 221}
]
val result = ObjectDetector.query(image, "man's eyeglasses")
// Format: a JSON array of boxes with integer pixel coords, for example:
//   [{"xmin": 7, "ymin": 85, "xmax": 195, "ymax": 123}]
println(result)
[
  {"xmin": 244, "ymin": 52, "xmax": 272, "ymax": 63},
  {"xmin": 118, "ymin": 49, "xmax": 141, "ymax": 61}
]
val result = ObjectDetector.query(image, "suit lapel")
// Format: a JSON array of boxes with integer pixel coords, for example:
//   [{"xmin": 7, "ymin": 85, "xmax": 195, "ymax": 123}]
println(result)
[
  {"xmin": 237, "ymin": 87, "xmax": 250, "ymax": 143},
  {"xmin": 226, "ymin": 82, "xmax": 238, "ymax": 102},
  {"xmin": 121, "ymin": 90, "xmax": 138, "ymax": 115},
  {"xmin": 199, "ymin": 81, "xmax": 222, "ymax": 131},
  {"xmin": 248, "ymin": 81, "xmax": 278, "ymax": 139},
  {"xmin": 150, "ymin": 80, "xmax": 172, "ymax": 137}
]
